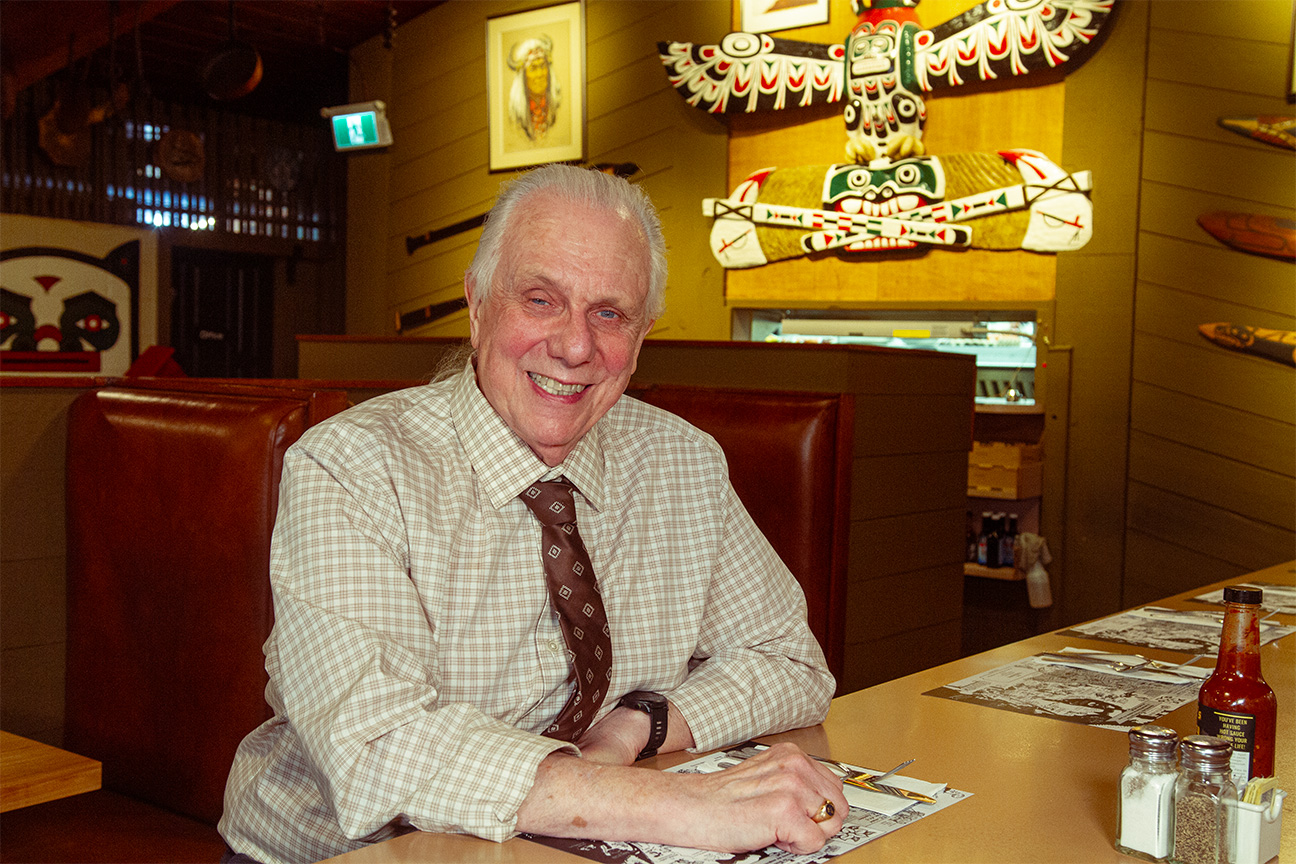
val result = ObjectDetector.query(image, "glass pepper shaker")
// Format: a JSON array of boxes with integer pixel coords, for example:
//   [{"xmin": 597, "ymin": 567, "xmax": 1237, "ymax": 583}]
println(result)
[
  {"xmin": 1117, "ymin": 724, "xmax": 1179, "ymax": 861},
  {"xmin": 1172, "ymin": 735, "xmax": 1237, "ymax": 864}
]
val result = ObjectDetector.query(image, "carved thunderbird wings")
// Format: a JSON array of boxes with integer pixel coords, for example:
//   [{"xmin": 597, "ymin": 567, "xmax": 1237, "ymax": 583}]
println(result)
[{"xmin": 659, "ymin": 0, "xmax": 1115, "ymax": 163}]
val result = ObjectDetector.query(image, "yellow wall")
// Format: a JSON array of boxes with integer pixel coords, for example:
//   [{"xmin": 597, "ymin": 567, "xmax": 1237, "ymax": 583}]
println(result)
[
  {"xmin": 346, "ymin": 0, "xmax": 731, "ymax": 342},
  {"xmin": 342, "ymin": 0, "xmax": 1295, "ymax": 626},
  {"xmin": 1122, "ymin": 0, "xmax": 1296, "ymax": 602}
]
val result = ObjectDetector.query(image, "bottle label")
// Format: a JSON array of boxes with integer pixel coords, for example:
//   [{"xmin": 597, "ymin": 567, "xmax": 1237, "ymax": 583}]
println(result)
[{"xmin": 1197, "ymin": 706, "xmax": 1254, "ymax": 787}]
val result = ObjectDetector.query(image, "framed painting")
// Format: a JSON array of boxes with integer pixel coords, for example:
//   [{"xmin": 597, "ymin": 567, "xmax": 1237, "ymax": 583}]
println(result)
[
  {"xmin": 0, "ymin": 214, "xmax": 157, "ymax": 377},
  {"xmin": 486, "ymin": 1, "xmax": 585, "ymax": 172},
  {"xmin": 741, "ymin": 0, "xmax": 829, "ymax": 34}
]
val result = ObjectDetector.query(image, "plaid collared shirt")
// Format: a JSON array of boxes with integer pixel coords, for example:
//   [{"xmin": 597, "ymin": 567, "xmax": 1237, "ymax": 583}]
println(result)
[{"xmin": 219, "ymin": 363, "xmax": 833, "ymax": 863}]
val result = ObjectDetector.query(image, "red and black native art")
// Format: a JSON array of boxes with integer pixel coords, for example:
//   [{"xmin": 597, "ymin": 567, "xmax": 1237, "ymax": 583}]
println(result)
[
  {"xmin": 658, "ymin": 0, "xmax": 1116, "ymax": 164},
  {"xmin": 0, "ymin": 242, "xmax": 139, "ymax": 374}
]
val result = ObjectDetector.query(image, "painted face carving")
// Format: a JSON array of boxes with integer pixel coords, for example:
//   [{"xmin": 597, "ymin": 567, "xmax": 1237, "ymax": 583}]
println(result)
[
  {"xmin": 823, "ymin": 157, "xmax": 945, "ymax": 217},
  {"xmin": 0, "ymin": 242, "xmax": 137, "ymax": 374}
]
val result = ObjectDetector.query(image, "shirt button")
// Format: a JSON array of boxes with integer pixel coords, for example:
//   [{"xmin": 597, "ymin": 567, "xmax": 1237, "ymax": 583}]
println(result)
[{"xmin": 546, "ymin": 640, "xmax": 561, "ymax": 653}]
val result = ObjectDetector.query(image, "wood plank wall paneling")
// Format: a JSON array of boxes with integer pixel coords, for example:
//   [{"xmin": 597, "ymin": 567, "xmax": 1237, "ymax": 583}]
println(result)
[
  {"xmin": 1049, "ymin": 0, "xmax": 1150, "ymax": 624},
  {"xmin": 351, "ymin": 1, "xmax": 731, "ymax": 342},
  {"xmin": 1125, "ymin": 0, "xmax": 1296, "ymax": 605},
  {"xmin": 0, "ymin": 387, "xmax": 88, "ymax": 745}
]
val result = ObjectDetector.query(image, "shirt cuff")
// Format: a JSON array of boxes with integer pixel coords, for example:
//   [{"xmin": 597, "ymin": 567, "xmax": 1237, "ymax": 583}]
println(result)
[{"xmin": 408, "ymin": 713, "xmax": 578, "ymax": 842}]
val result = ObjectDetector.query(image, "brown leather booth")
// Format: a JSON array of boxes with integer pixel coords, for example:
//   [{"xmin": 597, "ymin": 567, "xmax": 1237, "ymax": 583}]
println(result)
[
  {"xmin": 629, "ymin": 384, "xmax": 853, "ymax": 683},
  {"xmin": 1, "ymin": 378, "xmax": 850, "ymax": 862},
  {"xmin": 2, "ymin": 379, "xmax": 350, "ymax": 862}
]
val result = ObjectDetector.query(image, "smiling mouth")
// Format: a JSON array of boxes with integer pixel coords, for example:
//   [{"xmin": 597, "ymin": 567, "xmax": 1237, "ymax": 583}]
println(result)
[{"xmin": 529, "ymin": 372, "xmax": 587, "ymax": 397}]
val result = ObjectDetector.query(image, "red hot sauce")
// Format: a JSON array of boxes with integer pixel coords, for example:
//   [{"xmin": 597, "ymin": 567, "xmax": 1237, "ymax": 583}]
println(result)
[{"xmin": 1196, "ymin": 586, "xmax": 1277, "ymax": 786}]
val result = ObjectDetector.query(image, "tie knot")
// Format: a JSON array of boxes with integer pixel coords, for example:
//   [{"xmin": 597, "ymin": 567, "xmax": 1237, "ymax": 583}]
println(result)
[{"xmin": 520, "ymin": 479, "xmax": 576, "ymax": 526}]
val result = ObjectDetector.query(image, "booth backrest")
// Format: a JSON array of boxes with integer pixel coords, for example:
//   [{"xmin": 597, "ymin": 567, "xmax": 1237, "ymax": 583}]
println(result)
[
  {"xmin": 60, "ymin": 377, "xmax": 849, "ymax": 829},
  {"xmin": 63, "ymin": 380, "xmax": 349, "ymax": 825},
  {"xmin": 628, "ymin": 384, "xmax": 852, "ymax": 683}
]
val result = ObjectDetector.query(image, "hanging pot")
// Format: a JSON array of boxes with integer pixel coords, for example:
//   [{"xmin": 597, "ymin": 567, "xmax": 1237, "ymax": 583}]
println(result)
[{"xmin": 202, "ymin": 1, "xmax": 262, "ymax": 100}]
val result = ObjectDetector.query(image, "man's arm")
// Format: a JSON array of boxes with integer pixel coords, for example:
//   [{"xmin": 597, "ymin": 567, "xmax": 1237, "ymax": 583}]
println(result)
[
  {"xmin": 663, "ymin": 483, "xmax": 836, "ymax": 753},
  {"xmin": 518, "ymin": 743, "xmax": 847, "ymax": 855}
]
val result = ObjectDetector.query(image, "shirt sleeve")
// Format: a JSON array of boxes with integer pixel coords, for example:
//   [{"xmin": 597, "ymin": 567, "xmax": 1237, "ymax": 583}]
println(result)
[
  {"xmin": 266, "ymin": 435, "xmax": 574, "ymax": 843},
  {"xmin": 664, "ymin": 479, "xmax": 837, "ymax": 752}
]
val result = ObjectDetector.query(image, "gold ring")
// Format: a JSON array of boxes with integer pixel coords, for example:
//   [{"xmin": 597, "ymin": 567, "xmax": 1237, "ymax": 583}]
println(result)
[{"xmin": 812, "ymin": 798, "xmax": 835, "ymax": 823}]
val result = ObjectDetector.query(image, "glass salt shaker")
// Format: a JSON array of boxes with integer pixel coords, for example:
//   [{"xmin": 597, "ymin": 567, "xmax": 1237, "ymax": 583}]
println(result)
[
  {"xmin": 1172, "ymin": 735, "xmax": 1237, "ymax": 864},
  {"xmin": 1117, "ymin": 724, "xmax": 1179, "ymax": 861}
]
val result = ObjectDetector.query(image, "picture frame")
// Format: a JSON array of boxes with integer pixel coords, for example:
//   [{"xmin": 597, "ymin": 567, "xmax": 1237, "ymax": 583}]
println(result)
[
  {"xmin": 741, "ymin": 0, "xmax": 830, "ymax": 35},
  {"xmin": 486, "ymin": 1, "xmax": 586, "ymax": 172}
]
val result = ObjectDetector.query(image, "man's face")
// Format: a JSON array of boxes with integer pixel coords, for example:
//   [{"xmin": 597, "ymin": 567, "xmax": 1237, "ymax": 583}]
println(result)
[{"xmin": 467, "ymin": 193, "xmax": 655, "ymax": 466}]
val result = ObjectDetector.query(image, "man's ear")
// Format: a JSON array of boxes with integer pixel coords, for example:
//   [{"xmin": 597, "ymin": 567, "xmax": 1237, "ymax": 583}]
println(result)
[{"xmin": 464, "ymin": 274, "xmax": 479, "ymax": 346}]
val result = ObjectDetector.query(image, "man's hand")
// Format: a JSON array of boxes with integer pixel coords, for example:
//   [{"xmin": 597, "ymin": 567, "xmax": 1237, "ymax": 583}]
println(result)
[
  {"xmin": 517, "ymin": 741, "xmax": 846, "ymax": 856},
  {"xmin": 676, "ymin": 742, "xmax": 847, "ymax": 855}
]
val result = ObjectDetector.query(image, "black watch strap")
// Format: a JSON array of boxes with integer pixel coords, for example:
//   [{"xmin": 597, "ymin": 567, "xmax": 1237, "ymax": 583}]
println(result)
[{"xmin": 617, "ymin": 690, "xmax": 668, "ymax": 761}]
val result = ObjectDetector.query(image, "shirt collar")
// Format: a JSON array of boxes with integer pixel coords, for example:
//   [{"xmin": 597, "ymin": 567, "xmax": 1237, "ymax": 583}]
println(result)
[{"xmin": 451, "ymin": 360, "xmax": 606, "ymax": 512}]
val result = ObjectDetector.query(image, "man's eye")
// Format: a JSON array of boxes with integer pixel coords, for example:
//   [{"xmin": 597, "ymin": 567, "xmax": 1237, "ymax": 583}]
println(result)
[{"xmin": 596, "ymin": 310, "xmax": 620, "ymax": 320}]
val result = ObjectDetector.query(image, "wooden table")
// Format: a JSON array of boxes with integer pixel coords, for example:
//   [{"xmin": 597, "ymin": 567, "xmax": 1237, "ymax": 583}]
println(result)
[
  {"xmin": 327, "ymin": 561, "xmax": 1296, "ymax": 863},
  {"xmin": 0, "ymin": 730, "xmax": 101, "ymax": 813}
]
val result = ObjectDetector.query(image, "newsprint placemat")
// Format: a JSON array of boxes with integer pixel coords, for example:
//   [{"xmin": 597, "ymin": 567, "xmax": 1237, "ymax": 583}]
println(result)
[
  {"xmin": 523, "ymin": 742, "xmax": 970, "ymax": 864},
  {"xmin": 923, "ymin": 652, "xmax": 1205, "ymax": 731}
]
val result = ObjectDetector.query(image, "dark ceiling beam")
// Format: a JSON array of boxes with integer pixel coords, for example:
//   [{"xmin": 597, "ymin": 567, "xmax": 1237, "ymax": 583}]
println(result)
[{"xmin": 3, "ymin": 0, "xmax": 185, "ymax": 93}]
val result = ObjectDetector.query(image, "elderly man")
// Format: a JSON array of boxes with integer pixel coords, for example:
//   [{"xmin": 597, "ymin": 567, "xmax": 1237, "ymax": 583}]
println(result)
[{"xmin": 220, "ymin": 165, "xmax": 843, "ymax": 863}]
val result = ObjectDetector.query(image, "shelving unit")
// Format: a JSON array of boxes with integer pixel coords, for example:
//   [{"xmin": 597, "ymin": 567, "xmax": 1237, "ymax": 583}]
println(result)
[{"xmin": 966, "ymin": 407, "xmax": 1046, "ymax": 583}]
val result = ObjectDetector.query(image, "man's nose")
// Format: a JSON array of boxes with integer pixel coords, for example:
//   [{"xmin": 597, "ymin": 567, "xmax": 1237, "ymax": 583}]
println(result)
[{"xmin": 549, "ymin": 311, "xmax": 594, "ymax": 364}]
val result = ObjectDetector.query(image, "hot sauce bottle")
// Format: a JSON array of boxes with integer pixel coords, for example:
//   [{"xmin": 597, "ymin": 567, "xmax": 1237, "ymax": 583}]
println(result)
[{"xmin": 1196, "ymin": 586, "xmax": 1277, "ymax": 787}]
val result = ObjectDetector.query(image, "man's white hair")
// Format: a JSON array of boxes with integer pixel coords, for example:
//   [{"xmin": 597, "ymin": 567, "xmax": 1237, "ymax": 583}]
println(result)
[{"xmin": 466, "ymin": 164, "xmax": 667, "ymax": 320}]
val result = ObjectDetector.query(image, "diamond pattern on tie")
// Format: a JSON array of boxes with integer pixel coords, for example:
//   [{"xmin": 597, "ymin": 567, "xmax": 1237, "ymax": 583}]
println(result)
[{"xmin": 520, "ymin": 479, "xmax": 613, "ymax": 743}]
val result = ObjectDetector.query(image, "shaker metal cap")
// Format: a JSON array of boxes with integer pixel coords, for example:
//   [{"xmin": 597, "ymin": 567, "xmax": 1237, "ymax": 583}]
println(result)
[
  {"xmin": 1129, "ymin": 724, "xmax": 1178, "ymax": 758},
  {"xmin": 1180, "ymin": 735, "xmax": 1233, "ymax": 770},
  {"xmin": 1223, "ymin": 586, "xmax": 1263, "ymax": 605}
]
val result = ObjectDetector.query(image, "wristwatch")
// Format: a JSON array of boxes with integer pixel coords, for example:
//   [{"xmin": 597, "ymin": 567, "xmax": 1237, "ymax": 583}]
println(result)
[{"xmin": 617, "ymin": 690, "xmax": 668, "ymax": 761}]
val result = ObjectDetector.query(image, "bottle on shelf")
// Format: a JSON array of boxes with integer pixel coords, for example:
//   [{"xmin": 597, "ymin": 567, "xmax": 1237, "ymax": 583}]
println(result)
[
  {"xmin": 976, "ymin": 511, "xmax": 991, "ymax": 566},
  {"xmin": 1000, "ymin": 512, "xmax": 1018, "ymax": 570},
  {"xmin": 1196, "ymin": 586, "xmax": 1277, "ymax": 787},
  {"xmin": 984, "ymin": 513, "xmax": 1002, "ymax": 568}
]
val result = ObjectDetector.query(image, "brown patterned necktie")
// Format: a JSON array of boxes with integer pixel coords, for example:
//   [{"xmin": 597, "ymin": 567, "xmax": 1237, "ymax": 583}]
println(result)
[{"xmin": 520, "ymin": 478, "xmax": 612, "ymax": 742}]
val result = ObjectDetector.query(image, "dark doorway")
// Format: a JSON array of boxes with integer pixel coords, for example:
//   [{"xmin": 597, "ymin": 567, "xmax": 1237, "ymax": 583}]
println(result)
[{"xmin": 171, "ymin": 247, "xmax": 274, "ymax": 378}]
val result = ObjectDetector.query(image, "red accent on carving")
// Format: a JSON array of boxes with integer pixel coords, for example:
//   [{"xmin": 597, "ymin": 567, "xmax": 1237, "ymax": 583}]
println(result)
[
  {"xmin": 997, "ymin": 150, "xmax": 1048, "ymax": 180},
  {"xmin": 853, "ymin": 6, "xmax": 919, "ymax": 30},
  {"xmin": 717, "ymin": 61, "xmax": 730, "ymax": 73},
  {"xmin": 0, "ymin": 351, "xmax": 101, "ymax": 373},
  {"xmin": 35, "ymin": 275, "xmax": 60, "ymax": 292},
  {"xmin": 33, "ymin": 324, "xmax": 62, "ymax": 344}
]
